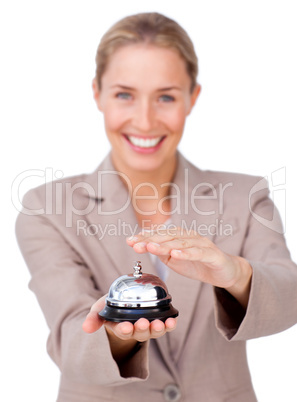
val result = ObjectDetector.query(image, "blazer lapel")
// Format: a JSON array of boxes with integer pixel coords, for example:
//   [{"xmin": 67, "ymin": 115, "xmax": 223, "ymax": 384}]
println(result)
[{"xmin": 82, "ymin": 153, "xmax": 157, "ymax": 278}]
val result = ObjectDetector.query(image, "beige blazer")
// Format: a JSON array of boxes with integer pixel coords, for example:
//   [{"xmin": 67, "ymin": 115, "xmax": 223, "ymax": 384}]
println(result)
[{"xmin": 16, "ymin": 152, "xmax": 297, "ymax": 402}]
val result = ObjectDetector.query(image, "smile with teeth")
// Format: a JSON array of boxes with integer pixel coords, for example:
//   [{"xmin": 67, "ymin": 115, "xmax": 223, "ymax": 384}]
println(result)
[{"xmin": 125, "ymin": 135, "xmax": 165, "ymax": 148}]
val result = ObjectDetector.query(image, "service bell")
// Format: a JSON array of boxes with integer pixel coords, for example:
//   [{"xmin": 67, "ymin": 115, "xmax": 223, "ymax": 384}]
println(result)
[{"xmin": 99, "ymin": 261, "xmax": 179, "ymax": 323}]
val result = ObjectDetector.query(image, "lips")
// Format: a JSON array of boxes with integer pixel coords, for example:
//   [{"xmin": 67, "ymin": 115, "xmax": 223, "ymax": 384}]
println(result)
[
  {"xmin": 123, "ymin": 135, "xmax": 166, "ymax": 152},
  {"xmin": 125, "ymin": 135, "xmax": 165, "ymax": 148}
]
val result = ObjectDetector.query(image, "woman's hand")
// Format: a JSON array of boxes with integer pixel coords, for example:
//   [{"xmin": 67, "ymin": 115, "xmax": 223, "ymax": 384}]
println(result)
[
  {"xmin": 82, "ymin": 295, "xmax": 177, "ymax": 364},
  {"xmin": 127, "ymin": 228, "xmax": 252, "ymax": 308}
]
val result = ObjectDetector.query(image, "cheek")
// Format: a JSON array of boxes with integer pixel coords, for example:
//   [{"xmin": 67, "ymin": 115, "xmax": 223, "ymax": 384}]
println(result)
[
  {"xmin": 162, "ymin": 107, "xmax": 187, "ymax": 133},
  {"xmin": 103, "ymin": 104, "xmax": 129, "ymax": 133}
]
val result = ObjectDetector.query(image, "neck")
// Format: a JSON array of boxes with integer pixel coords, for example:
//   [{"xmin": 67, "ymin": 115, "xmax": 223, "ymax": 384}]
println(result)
[
  {"xmin": 110, "ymin": 153, "xmax": 178, "ymax": 197},
  {"xmin": 110, "ymin": 152, "xmax": 178, "ymax": 225}
]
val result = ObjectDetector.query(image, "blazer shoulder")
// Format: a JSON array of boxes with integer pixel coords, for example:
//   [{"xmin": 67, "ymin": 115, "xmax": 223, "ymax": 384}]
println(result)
[
  {"xmin": 185, "ymin": 159, "xmax": 267, "ymax": 191},
  {"xmin": 183, "ymin": 158, "xmax": 270, "ymax": 209},
  {"xmin": 192, "ymin": 163, "xmax": 260, "ymax": 183},
  {"xmin": 205, "ymin": 169, "xmax": 270, "ymax": 204},
  {"xmin": 20, "ymin": 172, "xmax": 92, "ymax": 209},
  {"xmin": 177, "ymin": 154, "xmax": 270, "ymax": 206},
  {"xmin": 179, "ymin": 153, "xmax": 265, "ymax": 188},
  {"xmin": 208, "ymin": 169, "xmax": 267, "ymax": 189},
  {"xmin": 19, "ymin": 154, "xmax": 113, "ymax": 208}
]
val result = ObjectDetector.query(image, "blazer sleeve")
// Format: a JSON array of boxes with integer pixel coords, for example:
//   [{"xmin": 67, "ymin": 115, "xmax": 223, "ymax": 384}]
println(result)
[
  {"xmin": 214, "ymin": 181, "xmax": 297, "ymax": 341},
  {"xmin": 15, "ymin": 188, "xmax": 149, "ymax": 386}
]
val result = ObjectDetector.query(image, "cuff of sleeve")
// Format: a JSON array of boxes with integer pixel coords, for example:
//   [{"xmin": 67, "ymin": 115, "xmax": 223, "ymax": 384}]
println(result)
[
  {"xmin": 213, "ymin": 286, "xmax": 247, "ymax": 340},
  {"xmin": 65, "ymin": 323, "xmax": 150, "ymax": 387},
  {"xmin": 98, "ymin": 326, "xmax": 150, "ymax": 385},
  {"xmin": 118, "ymin": 340, "xmax": 150, "ymax": 380},
  {"xmin": 213, "ymin": 261, "xmax": 277, "ymax": 342}
]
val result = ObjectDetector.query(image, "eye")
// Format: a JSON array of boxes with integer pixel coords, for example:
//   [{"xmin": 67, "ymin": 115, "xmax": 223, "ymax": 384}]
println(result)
[
  {"xmin": 116, "ymin": 92, "xmax": 132, "ymax": 100},
  {"xmin": 159, "ymin": 94, "xmax": 175, "ymax": 102}
]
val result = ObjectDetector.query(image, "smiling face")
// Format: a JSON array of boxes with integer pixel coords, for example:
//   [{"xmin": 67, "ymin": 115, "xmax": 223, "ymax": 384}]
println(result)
[{"xmin": 93, "ymin": 44, "xmax": 200, "ymax": 176}]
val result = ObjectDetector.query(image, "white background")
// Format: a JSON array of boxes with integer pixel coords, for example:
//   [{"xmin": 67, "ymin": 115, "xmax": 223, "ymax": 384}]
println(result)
[{"xmin": 1, "ymin": 1, "xmax": 297, "ymax": 401}]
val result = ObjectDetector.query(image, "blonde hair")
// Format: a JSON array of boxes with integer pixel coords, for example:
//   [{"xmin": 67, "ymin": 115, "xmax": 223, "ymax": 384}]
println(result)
[{"xmin": 95, "ymin": 12, "xmax": 198, "ymax": 92}]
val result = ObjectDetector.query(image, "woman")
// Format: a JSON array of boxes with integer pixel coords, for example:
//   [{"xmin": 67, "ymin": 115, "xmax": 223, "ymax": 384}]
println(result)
[{"xmin": 16, "ymin": 12, "xmax": 297, "ymax": 402}]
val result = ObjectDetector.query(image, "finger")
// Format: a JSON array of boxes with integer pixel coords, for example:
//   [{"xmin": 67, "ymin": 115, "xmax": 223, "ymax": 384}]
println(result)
[
  {"xmin": 128, "ymin": 229, "xmax": 204, "ymax": 249},
  {"xmin": 138, "ymin": 227, "xmax": 198, "ymax": 238},
  {"xmin": 150, "ymin": 319, "xmax": 166, "ymax": 338},
  {"xmin": 170, "ymin": 246, "xmax": 218, "ymax": 264},
  {"xmin": 82, "ymin": 310, "xmax": 104, "ymax": 333},
  {"xmin": 146, "ymin": 236, "xmax": 213, "ymax": 257},
  {"xmin": 141, "ymin": 232, "xmax": 177, "ymax": 244},
  {"xmin": 126, "ymin": 230, "xmax": 159, "ymax": 245},
  {"xmin": 90, "ymin": 294, "xmax": 108, "ymax": 313},
  {"xmin": 127, "ymin": 230, "xmax": 177, "ymax": 247},
  {"xmin": 165, "ymin": 317, "xmax": 177, "ymax": 332},
  {"xmin": 126, "ymin": 235, "xmax": 142, "ymax": 246},
  {"xmin": 133, "ymin": 318, "xmax": 151, "ymax": 342},
  {"xmin": 131, "ymin": 235, "xmax": 176, "ymax": 254},
  {"xmin": 146, "ymin": 238, "xmax": 197, "ymax": 256},
  {"xmin": 106, "ymin": 321, "xmax": 134, "ymax": 340}
]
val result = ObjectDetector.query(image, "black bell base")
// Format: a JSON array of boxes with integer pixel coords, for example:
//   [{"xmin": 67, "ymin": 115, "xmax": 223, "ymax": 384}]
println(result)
[{"xmin": 99, "ymin": 304, "xmax": 179, "ymax": 323}]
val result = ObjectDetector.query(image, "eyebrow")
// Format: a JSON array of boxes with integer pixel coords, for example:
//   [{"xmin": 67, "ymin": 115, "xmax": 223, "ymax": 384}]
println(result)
[
  {"xmin": 110, "ymin": 84, "xmax": 135, "ymax": 90},
  {"xmin": 110, "ymin": 84, "xmax": 182, "ymax": 91},
  {"xmin": 157, "ymin": 86, "xmax": 182, "ymax": 92}
]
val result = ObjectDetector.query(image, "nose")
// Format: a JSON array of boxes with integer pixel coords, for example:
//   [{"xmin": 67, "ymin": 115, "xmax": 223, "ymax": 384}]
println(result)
[{"xmin": 132, "ymin": 98, "xmax": 156, "ymax": 132}]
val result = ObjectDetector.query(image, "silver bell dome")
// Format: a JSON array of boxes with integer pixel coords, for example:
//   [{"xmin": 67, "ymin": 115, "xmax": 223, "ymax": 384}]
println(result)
[{"xmin": 99, "ymin": 261, "xmax": 179, "ymax": 323}]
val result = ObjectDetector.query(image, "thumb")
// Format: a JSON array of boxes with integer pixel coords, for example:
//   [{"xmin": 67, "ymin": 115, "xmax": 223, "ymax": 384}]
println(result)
[{"xmin": 82, "ymin": 295, "xmax": 107, "ymax": 333}]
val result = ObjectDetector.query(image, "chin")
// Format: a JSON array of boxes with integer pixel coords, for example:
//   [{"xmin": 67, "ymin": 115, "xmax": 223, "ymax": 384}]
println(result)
[{"xmin": 130, "ymin": 160, "xmax": 163, "ymax": 172}]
